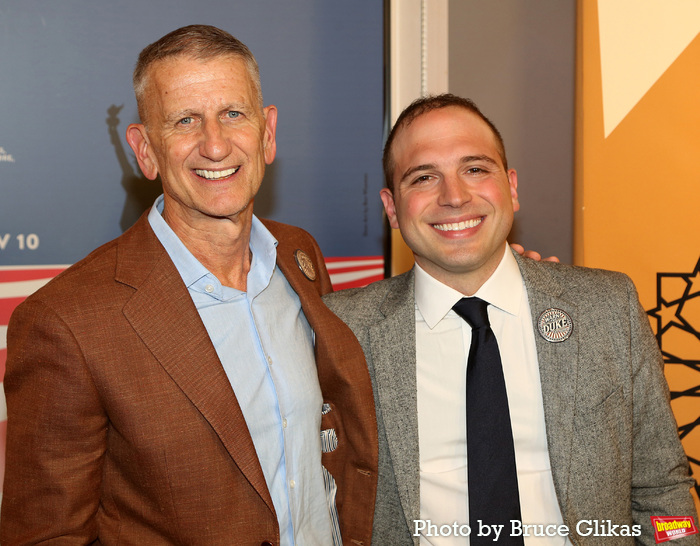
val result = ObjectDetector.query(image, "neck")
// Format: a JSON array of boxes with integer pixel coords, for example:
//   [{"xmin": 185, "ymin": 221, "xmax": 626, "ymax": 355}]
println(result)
[
  {"xmin": 415, "ymin": 244, "xmax": 507, "ymax": 297},
  {"xmin": 164, "ymin": 207, "xmax": 254, "ymax": 291},
  {"xmin": 434, "ymin": 269, "xmax": 494, "ymax": 297}
]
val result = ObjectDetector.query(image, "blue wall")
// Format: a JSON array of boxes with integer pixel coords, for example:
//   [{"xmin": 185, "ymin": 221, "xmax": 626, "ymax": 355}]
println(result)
[{"xmin": 0, "ymin": 1, "xmax": 385, "ymax": 264}]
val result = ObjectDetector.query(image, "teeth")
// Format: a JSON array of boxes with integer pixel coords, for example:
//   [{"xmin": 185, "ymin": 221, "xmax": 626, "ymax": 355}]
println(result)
[
  {"xmin": 433, "ymin": 218, "xmax": 482, "ymax": 231},
  {"xmin": 195, "ymin": 167, "xmax": 238, "ymax": 180}
]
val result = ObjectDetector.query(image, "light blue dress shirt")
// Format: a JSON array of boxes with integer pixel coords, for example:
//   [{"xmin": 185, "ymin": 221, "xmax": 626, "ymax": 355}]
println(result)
[{"xmin": 148, "ymin": 196, "xmax": 333, "ymax": 545}]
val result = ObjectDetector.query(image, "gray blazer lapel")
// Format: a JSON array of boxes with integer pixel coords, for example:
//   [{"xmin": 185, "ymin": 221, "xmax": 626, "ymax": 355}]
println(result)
[
  {"xmin": 368, "ymin": 271, "xmax": 421, "ymax": 535},
  {"xmin": 515, "ymin": 253, "xmax": 579, "ymax": 513}
]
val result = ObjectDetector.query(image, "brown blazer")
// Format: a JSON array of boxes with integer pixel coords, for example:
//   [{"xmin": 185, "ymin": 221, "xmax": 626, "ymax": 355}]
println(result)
[{"xmin": 1, "ymin": 213, "xmax": 377, "ymax": 545}]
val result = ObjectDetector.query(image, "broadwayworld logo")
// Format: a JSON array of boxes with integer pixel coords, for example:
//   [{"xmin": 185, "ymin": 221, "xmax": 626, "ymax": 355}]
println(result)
[{"xmin": 651, "ymin": 516, "xmax": 698, "ymax": 543}]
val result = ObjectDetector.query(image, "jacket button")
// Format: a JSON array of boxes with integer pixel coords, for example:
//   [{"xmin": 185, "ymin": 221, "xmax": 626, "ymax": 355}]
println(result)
[{"xmin": 261, "ymin": 542, "xmax": 274, "ymax": 546}]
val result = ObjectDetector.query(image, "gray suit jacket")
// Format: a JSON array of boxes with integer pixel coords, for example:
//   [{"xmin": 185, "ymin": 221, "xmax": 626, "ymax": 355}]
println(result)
[{"xmin": 324, "ymin": 251, "xmax": 698, "ymax": 545}]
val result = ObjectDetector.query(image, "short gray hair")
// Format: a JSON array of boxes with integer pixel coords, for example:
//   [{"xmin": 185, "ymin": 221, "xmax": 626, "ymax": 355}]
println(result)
[{"xmin": 133, "ymin": 24, "xmax": 262, "ymax": 122}]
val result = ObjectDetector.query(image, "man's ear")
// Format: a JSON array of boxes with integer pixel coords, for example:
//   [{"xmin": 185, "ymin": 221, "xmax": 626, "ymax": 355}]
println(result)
[
  {"xmin": 126, "ymin": 124, "xmax": 159, "ymax": 180},
  {"xmin": 380, "ymin": 188, "xmax": 400, "ymax": 229},
  {"xmin": 262, "ymin": 105, "xmax": 278, "ymax": 164},
  {"xmin": 508, "ymin": 168, "xmax": 520, "ymax": 212}
]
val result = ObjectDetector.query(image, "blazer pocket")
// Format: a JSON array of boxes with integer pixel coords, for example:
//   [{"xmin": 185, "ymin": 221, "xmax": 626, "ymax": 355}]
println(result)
[
  {"xmin": 575, "ymin": 386, "xmax": 632, "ymax": 468},
  {"xmin": 571, "ymin": 386, "xmax": 633, "ymax": 497},
  {"xmin": 574, "ymin": 386, "xmax": 630, "ymax": 462},
  {"xmin": 576, "ymin": 385, "xmax": 625, "ymax": 428}
]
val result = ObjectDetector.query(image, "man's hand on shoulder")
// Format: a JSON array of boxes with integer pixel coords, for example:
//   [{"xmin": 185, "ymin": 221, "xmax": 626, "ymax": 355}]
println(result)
[{"xmin": 510, "ymin": 243, "xmax": 560, "ymax": 263}]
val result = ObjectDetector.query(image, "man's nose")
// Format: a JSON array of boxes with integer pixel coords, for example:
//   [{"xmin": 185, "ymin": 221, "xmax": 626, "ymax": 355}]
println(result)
[
  {"xmin": 438, "ymin": 175, "xmax": 472, "ymax": 207},
  {"xmin": 199, "ymin": 120, "xmax": 232, "ymax": 161}
]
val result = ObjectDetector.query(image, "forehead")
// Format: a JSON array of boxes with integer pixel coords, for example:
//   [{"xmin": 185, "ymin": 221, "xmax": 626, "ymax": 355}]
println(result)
[
  {"xmin": 145, "ymin": 54, "xmax": 255, "ymax": 106},
  {"xmin": 392, "ymin": 107, "xmax": 499, "ymax": 166}
]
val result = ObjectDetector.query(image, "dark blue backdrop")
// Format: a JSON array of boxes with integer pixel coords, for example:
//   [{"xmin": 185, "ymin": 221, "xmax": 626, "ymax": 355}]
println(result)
[{"xmin": 0, "ymin": 1, "xmax": 385, "ymax": 265}]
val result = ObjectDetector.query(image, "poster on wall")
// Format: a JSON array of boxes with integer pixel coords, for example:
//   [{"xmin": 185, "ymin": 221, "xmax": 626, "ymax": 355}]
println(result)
[
  {"xmin": 576, "ymin": 1, "xmax": 700, "ymax": 510},
  {"xmin": 0, "ymin": 0, "xmax": 385, "ymax": 499}
]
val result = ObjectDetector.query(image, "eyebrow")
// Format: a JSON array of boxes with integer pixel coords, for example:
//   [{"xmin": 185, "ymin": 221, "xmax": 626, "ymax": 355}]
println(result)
[
  {"xmin": 399, "ymin": 163, "xmax": 436, "ymax": 183},
  {"xmin": 460, "ymin": 154, "xmax": 499, "ymax": 166},
  {"xmin": 164, "ymin": 109, "xmax": 197, "ymax": 123},
  {"xmin": 398, "ymin": 154, "xmax": 499, "ymax": 183},
  {"xmin": 164, "ymin": 103, "xmax": 252, "ymax": 123}
]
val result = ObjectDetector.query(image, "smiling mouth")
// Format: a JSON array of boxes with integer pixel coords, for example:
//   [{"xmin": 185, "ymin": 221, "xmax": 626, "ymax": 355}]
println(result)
[
  {"xmin": 195, "ymin": 167, "xmax": 239, "ymax": 180},
  {"xmin": 433, "ymin": 218, "xmax": 483, "ymax": 231}
]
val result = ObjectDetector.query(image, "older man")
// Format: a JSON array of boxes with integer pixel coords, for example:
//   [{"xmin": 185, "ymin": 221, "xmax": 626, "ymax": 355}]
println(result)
[
  {"xmin": 324, "ymin": 94, "xmax": 698, "ymax": 545},
  {"xmin": 1, "ymin": 25, "xmax": 376, "ymax": 545}
]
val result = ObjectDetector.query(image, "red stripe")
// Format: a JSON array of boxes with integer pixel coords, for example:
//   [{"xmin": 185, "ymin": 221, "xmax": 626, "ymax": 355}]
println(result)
[
  {"xmin": 0, "ymin": 297, "xmax": 26, "ymax": 324},
  {"xmin": 332, "ymin": 274, "xmax": 384, "ymax": 291},
  {"xmin": 324, "ymin": 256, "xmax": 382, "ymax": 264},
  {"xmin": 327, "ymin": 264, "xmax": 384, "ymax": 275},
  {"xmin": 0, "ymin": 268, "xmax": 65, "ymax": 282}
]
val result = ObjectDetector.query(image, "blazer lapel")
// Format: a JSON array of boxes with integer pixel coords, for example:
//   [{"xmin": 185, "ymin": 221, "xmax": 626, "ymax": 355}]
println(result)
[
  {"xmin": 269, "ymin": 226, "xmax": 331, "ymax": 319},
  {"xmin": 515, "ymin": 253, "xmax": 580, "ymax": 512},
  {"xmin": 114, "ymin": 215, "xmax": 274, "ymax": 514},
  {"xmin": 369, "ymin": 271, "xmax": 421, "ymax": 534},
  {"xmin": 270, "ymin": 222, "xmax": 379, "ymax": 545}
]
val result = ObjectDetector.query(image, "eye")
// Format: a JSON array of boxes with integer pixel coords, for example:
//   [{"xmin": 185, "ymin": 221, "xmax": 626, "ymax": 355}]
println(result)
[
  {"xmin": 411, "ymin": 174, "xmax": 433, "ymax": 185},
  {"xmin": 466, "ymin": 167, "xmax": 485, "ymax": 174},
  {"xmin": 178, "ymin": 117, "xmax": 193, "ymax": 125},
  {"xmin": 226, "ymin": 111, "xmax": 241, "ymax": 119}
]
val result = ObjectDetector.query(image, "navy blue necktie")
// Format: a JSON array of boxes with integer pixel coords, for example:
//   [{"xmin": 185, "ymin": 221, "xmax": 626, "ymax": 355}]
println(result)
[{"xmin": 453, "ymin": 297, "xmax": 523, "ymax": 545}]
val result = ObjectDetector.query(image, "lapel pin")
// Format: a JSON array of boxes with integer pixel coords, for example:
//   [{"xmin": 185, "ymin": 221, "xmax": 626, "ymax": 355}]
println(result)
[
  {"xmin": 294, "ymin": 249, "xmax": 317, "ymax": 281},
  {"xmin": 538, "ymin": 308, "xmax": 573, "ymax": 343}
]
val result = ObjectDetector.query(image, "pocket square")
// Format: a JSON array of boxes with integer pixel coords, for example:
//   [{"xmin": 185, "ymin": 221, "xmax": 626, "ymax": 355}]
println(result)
[{"xmin": 320, "ymin": 428, "xmax": 338, "ymax": 453}]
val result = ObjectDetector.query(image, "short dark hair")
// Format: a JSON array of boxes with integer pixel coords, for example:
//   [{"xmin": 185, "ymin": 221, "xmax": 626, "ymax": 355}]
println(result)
[
  {"xmin": 382, "ymin": 94, "xmax": 508, "ymax": 191},
  {"xmin": 133, "ymin": 24, "xmax": 262, "ymax": 122}
]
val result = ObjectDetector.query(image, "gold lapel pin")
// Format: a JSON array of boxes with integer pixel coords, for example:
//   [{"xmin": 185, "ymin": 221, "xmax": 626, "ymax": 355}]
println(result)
[{"xmin": 294, "ymin": 249, "xmax": 317, "ymax": 281}]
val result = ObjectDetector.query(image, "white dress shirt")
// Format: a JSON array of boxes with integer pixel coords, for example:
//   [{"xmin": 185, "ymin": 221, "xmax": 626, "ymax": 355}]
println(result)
[{"xmin": 415, "ymin": 244, "xmax": 572, "ymax": 545}]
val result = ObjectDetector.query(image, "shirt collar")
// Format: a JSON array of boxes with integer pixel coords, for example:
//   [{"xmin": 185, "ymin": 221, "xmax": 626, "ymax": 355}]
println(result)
[
  {"xmin": 414, "ymin": 243, "xmax": 524, "ymax": 329},
  {"xmin": 147, "ymin": 194, "xmax": 278, "ymax": 293}
]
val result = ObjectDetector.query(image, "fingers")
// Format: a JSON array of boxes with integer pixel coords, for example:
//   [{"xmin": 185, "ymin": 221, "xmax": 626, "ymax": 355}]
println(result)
[
  {"xmin": 510, "ymin": 243, "xmax": 560, "ymax": 263},
  {"xmin": 510, "ymin": 243, "xmax": 525, "ymax": 255}
]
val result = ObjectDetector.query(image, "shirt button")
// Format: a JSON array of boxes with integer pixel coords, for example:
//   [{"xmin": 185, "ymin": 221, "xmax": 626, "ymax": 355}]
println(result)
[
  {"xmin": 204, "ymin": 284, "xmax": 214, "ymax": 293},
  {"xmin": 267, "ymin": 355, "xmax": 273, "ymax": 364},
  {"xmin": 289, "ymin": 480, "xmax": 296, "ymax": 489},
  {"xmin": 282, "ymin": 419, "xmax": 288, "ymax": 429}
]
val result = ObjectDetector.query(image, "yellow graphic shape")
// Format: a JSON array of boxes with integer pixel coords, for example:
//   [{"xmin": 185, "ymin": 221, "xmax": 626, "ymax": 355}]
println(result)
[
  {"xmin": 597, "ymin": 0, "xmax": 700, "ymax": 137},
  {"xmin": 577, "ymin": 33, "xmax": 700, "ymax": 299}
]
